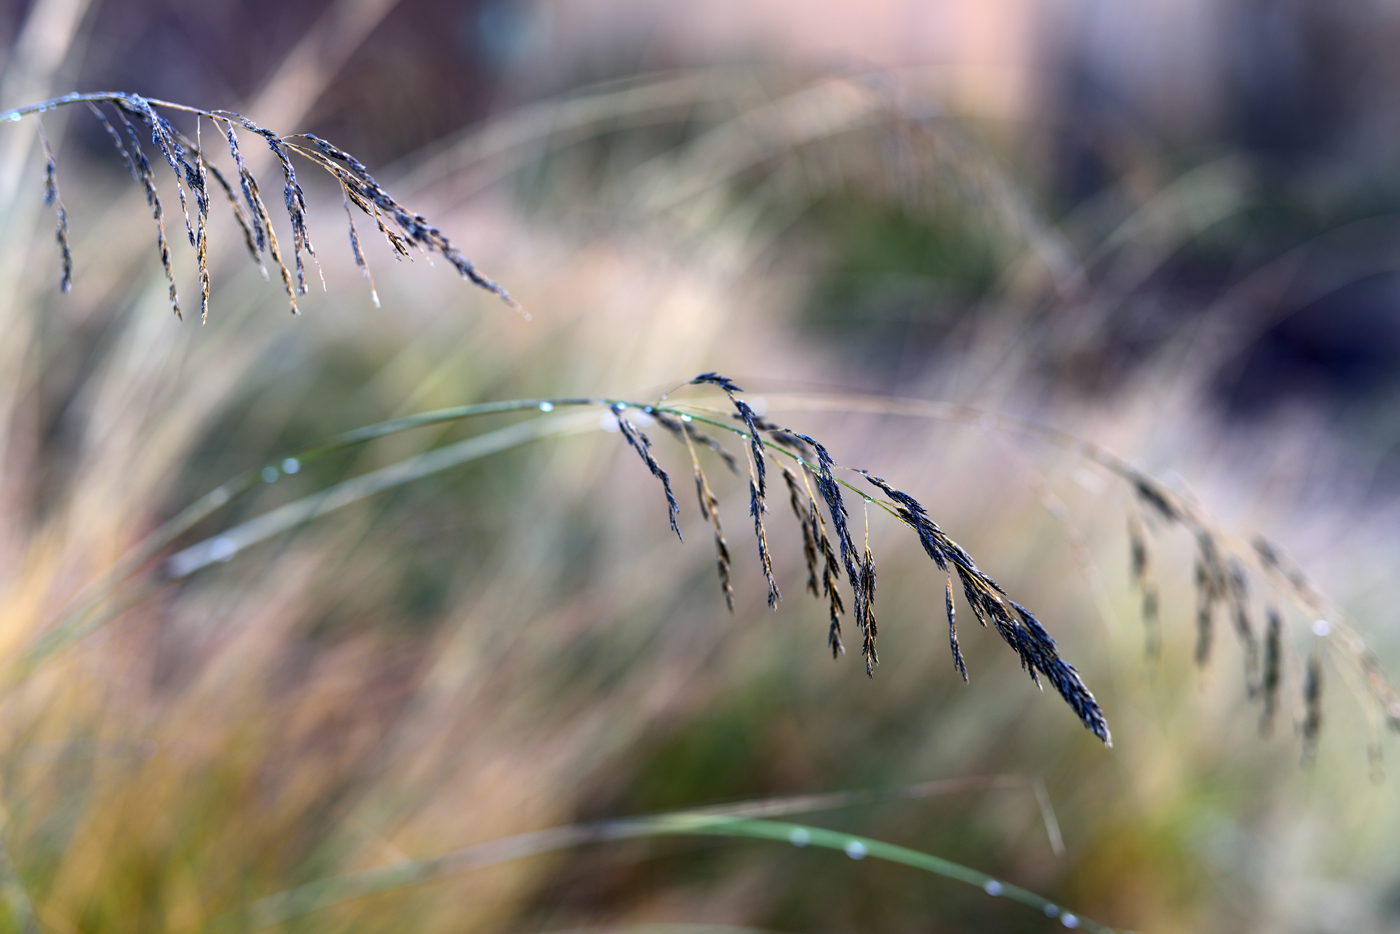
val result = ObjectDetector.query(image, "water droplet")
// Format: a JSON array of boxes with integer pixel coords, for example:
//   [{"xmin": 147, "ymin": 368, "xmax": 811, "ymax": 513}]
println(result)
[
  {"xmin": 643, "ymin": 406, "xmax": 653, "ymax": 413},
  {"xmin": 863, "ymin": 496, "xmax": 873, "ymax": 503},
  {"xmin": 7, "ymin": 113, "xmax": 19, "ymax": 122},
  {"xmin": 261, "ymin": 466, "xmax": 279, "ymax": 483},
  {"xmin": 983, "ymin": 880, "xmax": 1002, "ymax": 896},
  {"xmin": 788, "ymin": 828, "xmax": 809, "ymax": 847},
  {"xmin": 538, "ymin": 401, "xmax": 554, "ymax": 412},
  {"xmin": 1060, "ymin": 914, "xmax": 1079, "ymax": 929},
  {"xmin": 1313, "ymin": 619, "xmax": 1331, "ymax": 637},
  {"xmin": 680, "ymin": 414, "xmax": 693, "ymax": 422},
  {"xmin": 209, "ymin": 538, "xmax": 238, "ymax": 562},
  {"xmin": 281, "ymin": 458, "xmax": 300, "ymax": 474},
  {"xmin": 844, "ymin": 840, "xmax": 866, "ymax": 860},
  {"xmin": 740, "ymin": 433, "xmax": 749, "ymax": 440},
  {"xmin": 615, "ymin": 402, "xmax": 627, "ymax": 410},
  {"xmin": 1044, "ymin": 904, "xmax": 1060, "ymax": 918}
]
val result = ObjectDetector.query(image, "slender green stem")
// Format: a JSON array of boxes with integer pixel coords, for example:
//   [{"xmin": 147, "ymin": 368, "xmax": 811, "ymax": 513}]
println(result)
[{"xmin": 226, "ymin": 803, "xmax": 1111, "ymax": 932}]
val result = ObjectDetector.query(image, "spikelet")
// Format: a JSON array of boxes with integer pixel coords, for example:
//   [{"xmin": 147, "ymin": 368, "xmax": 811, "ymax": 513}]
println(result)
[
  {"xmin": 1229, "ymin": 557, "xmax": 1259, "ymax": 692},
  {"xmin": 947, "ymin": 578, "xmax": 967, "ymax": 681},
  {"xmin": 1260, "ymin": 607, "xmax": 1282, "ymax": 736},
  {"xmin": 127, "ymin": 94, "xmax": 196, "ymax": 249},
  {"xmin": 613, "ymin": 405, "xmax": 681, "ymax": 541},
  {"xmin": 114, "ymin": 106, "xmax": 179, "ymax": 318},
  {"xmin": 340, "ymin": 183, "xmax": 378, "ymax": 307},
  {"xmin": 1302, "ymin": 652, "xmax": 1323, "ymax": 764},
  {"xmin": 1193, "ymin": 532, "xmax": 1227, "ymax": 666},
  {"xmin": 35, "ymin": 119, "xmax": 71, "ymax": 293},
  {"xmin": 672, "ymin": 413, "xmax": 733, "ymax": 611},
  {"xmin": 1127, "ymin": 510, "xmax": 1161, "ymax": 658},
  {"xmin": 782, "ymin": 465, "xmax": 820, "ymax": 598},
  {"xmin": 750, "ymin": 478, "xmax": 780, "ymax": 609}
]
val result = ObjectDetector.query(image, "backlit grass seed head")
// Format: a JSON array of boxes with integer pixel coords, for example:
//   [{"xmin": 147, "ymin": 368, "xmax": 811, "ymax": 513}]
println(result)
[
  {"xmin": 673, "ymin": 375, "xmax": 1109, "ymax": 740},
  {"xmin": 9, "ymin": 92, "xmax": 515, "ymax": 320}
]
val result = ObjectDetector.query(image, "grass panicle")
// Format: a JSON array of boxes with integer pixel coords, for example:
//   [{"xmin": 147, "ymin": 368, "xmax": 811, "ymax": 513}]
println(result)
[
  {"xmin": 676, "ymin": 377, "xmax": 1108, "ymax": 738},
  {"xmin": 3, "ymin": 92, "xmax": 515, "ymax": 321}
]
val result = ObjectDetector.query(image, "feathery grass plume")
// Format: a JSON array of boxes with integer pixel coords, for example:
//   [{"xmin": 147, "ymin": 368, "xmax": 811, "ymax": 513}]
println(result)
[
  {"xmin": 671, "ymin": 412, "xmax": 734, "ymax": 611},
  {"xmin": 35, "ymin": 118, "xmax": 71, "ymax": 293},
  {"xmin": 1261, "ymin": 607, "xmax": 1282, "ymax": 736},
  {"xmin": 113, "ymin": 105, "xmax": 180, "ymax": 317},
  {"xmin": 946, "ymin": 578, "xmax": 967, "ymax": 681},
  {"xmin": 3, "ymin": 91, "xmax": 519, "ymax": 319},
  {"xmin": 678, "ymin": 376, "xmax": 1106, "ymax": 734},
  {"xmin": 1302, "ymin": 651, "xmax": 1323, "ymax": 764},
  {"xmin": 612, "ymin": 404, "xmax": 681, "ymax": 541},
  {"xmin": 1126, "ymin": 510, "xmax": 1161, "ymax": 658}
]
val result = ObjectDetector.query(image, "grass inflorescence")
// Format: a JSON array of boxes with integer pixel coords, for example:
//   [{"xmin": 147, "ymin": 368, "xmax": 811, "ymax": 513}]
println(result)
[{"xmin": 2, "ymin": 92, "xmax": 518, "ymax": 321}]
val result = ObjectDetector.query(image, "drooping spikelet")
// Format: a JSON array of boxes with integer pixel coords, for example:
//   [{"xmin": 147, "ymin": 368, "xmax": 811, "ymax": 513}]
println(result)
[
  {"xmin": 613, "ymin": 405, "xmax": 682, "ymax": 542},
  {"xmin": 35, "ymin": 119, "xmax": 71, "ymax": 293},
  {"xmin": 947, "ymin": 578, "xmax": 967, "ymax": 681}
]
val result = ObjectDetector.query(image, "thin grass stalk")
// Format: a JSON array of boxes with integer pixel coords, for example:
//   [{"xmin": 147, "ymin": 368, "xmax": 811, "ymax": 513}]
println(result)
[{"xmin": 225, "ymin": 783, "xmax": 1107, "ymax": 932}]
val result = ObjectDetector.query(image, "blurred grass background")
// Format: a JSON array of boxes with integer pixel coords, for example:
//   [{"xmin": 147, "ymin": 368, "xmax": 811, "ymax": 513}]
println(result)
[{"xmin": 1, "ymin": 0, "xmax": 1399, "ymax": 931}]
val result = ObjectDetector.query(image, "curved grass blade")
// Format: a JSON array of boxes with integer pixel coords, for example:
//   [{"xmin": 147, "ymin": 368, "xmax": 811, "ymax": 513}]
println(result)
[{"xmin": 224, "ymin": 781, "xmax": 1110, "ymax": 931}]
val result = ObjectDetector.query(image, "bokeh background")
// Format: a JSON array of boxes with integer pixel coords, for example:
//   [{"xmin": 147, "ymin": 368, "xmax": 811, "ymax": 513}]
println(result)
[{"xmin": 1, "ymin": 0, "xmax": 1399, "ymax": 931}]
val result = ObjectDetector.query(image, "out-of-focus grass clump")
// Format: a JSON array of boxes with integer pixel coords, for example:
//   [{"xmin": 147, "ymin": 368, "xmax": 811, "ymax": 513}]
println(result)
[{"xmin": 0, "ymin": 1, "xmax": 1398, "ymax": 933}]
